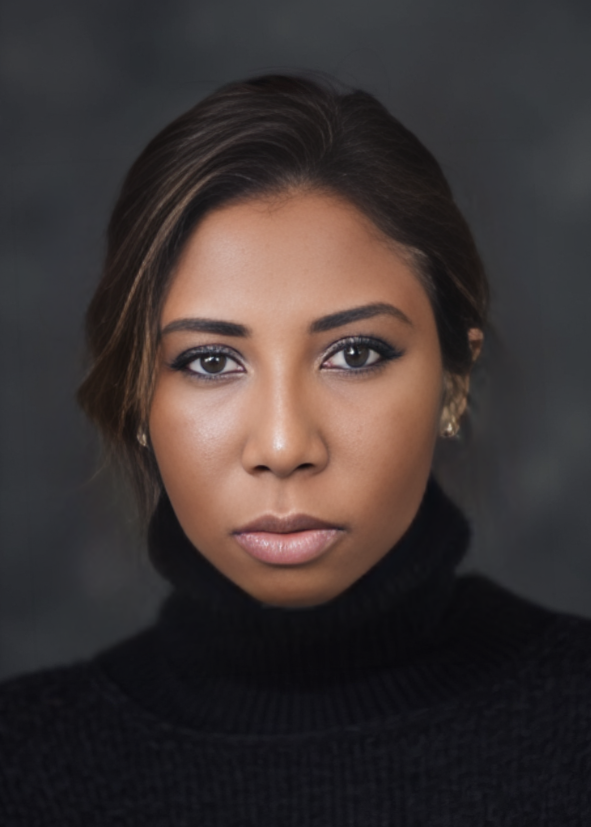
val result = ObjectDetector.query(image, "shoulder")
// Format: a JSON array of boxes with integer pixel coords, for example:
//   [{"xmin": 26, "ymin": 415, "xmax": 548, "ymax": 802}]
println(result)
[
  {"xmin": 453, "ymin": 574, "xmax": 591, "ymax": 705},
  {"xmin": 498, "ymin": 601, "xmax": 591, "ymax": 775},
  {"xmin": 527, "ymin": 604, "xmax": 591, "ymax": 687},
  {"xmin": 0, "ymin": 630, "xmax": 160, "ymax": 745},
  {"xmin": 0, "ymin": 661, "xmax": 107, "ymax": 747},
  {"xmin": 0, "ymin": 649, "xmax": 155, "ymax": 824},
  {"xmin": 465, "ymin": 575, "xmax": 591, "ymax": 737},
  {"xmin": 503, "ymin": 583, "xmax": 591, "ymax": 675}
]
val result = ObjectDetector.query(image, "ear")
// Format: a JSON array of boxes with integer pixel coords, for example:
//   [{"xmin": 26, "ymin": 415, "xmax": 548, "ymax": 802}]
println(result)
[
  {"xmin": 467, "ymin": 327, "xmax": 484, "ymax": 363},
  {"xmin": 439, "ymin": 328, "xmax": 483, "ymax": 437}
]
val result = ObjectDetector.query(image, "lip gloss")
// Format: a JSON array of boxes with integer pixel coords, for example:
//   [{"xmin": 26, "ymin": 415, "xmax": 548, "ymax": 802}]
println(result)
[{"xmin": 233, "ymin": 528, "xmax": 341, "ymax": 565}]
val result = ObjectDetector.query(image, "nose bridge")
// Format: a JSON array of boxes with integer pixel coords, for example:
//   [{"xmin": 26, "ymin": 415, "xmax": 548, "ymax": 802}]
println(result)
[{"xmin": 242, "ymin": 360, "xmax": 326, "ymax": 477}]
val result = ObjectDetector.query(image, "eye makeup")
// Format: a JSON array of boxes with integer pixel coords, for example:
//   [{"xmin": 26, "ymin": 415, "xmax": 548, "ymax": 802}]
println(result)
[
  {"xmin": 169, "ymin": 344, "xmax": 245, "ymax": 379},
  {"xmin": 321, "ymin": 335, "xmax": 404, "ymax": 374},
  {"xmin": 167, "ymin": 334, "xmax": 404, "ymax": 381}
]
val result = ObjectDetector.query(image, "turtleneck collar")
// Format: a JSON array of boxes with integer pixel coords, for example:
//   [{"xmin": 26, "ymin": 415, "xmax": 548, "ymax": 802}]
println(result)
[
  {"xmin": 148, "ymin": 477, "xmax": 469, "ymax": 679},
  {"xmin": 97, "ymin": 477, "xmax": 554, "ymax": 735}
]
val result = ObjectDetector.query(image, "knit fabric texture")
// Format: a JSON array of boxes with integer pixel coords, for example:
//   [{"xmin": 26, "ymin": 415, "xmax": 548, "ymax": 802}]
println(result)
[{"xmin": 1, "ymin": 479, "xmax": 591, "ymax": 825}]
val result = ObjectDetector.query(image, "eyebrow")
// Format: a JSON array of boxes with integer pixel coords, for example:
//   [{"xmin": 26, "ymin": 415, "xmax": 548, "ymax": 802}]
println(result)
[
  {"xmin": 309, "ymin": 302, "xmax": 413, "ymax": 333},
  {"xmin": 160, "ymin": 302, "xmax": 412, "ymax": 339},
  {"xmin": 161, "ymin": 318, "xmax": 250, "ymax": 337}
]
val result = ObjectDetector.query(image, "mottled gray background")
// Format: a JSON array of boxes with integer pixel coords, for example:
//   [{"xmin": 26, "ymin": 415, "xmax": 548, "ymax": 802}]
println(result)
[{"xmin": 1, "ymin": 0, "xmax": 591, "ymax": 681}]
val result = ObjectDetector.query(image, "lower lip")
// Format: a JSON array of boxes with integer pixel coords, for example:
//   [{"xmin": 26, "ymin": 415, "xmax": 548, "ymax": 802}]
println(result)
[{"xmin": 233, "ymin": 529, "xmax": 341, "ymax": 565}]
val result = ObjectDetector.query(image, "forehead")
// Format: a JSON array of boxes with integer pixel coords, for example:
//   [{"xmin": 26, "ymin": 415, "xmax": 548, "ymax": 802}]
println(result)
[{"xmin": 161, "ymin": 191, "xmax": 434, "ymax": 329}]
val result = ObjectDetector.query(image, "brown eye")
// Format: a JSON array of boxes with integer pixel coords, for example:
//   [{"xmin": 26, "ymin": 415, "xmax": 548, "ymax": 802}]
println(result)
[
  {"xmin": 200, "ymin": 354, "xmax": 227, "ymax": 374},
  {"xmin": 179, "ymin": 350, "xmax": 244, "ymax": 377},
  {"xmin": 343, "ymin": 344, "xmax": 370, "ymax": 367},
  {"xmin": 322, "ymin": 338, "xmax": 388, "ymax": 371}
]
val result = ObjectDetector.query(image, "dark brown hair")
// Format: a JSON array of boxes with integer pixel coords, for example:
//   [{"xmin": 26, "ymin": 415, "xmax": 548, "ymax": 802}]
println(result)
[{"xmin": 78, "ymin": 74, "xmax": 489, "ymax": 515}]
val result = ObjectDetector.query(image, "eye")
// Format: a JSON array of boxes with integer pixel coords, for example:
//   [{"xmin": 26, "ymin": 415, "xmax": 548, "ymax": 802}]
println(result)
[
  {"xmin": 171, "ymin": 347, "xmax": 245, "ymax": 378},
  {"xmin": 322, "ymin": 337, "xmax": 401, "ymax": 371},
  {"xmin": 324, "ymin": 343, "xmax": 381, "ymax": 369},
  {"xmin": 188, "ymin": 353, "xmax": 242, "ymax": 376}
]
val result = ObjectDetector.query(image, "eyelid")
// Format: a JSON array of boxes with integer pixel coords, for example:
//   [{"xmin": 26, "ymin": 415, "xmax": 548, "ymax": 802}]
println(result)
[
  {"xmin": 169, "ymin": 335, "xmax": 403, "ymax": 376},
  {"xmin": 170, "ymin": 344, "xmax": 246, "ymax": 375},
  {"xmin": 321, "ymin": 334, "xmax": 402, "ymax": 367}
]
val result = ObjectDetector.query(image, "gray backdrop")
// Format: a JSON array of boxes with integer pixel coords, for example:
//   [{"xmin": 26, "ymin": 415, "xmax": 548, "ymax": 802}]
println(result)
[{"xmin": 1, "ymin": 0, "xmax": 591, "ymax": 681}]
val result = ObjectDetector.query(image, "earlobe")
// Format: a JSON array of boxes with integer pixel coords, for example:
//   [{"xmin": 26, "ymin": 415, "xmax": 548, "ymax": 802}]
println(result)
[
  {"xmin": 440, "ymin": 415, "xmax": 460, "ymax": 438},
  {"xmin": 439, "ymin": 329, "xmax": 483, "ymax": 438},
  {"xmin": 439, "ymin": 373, "xmax": 469, "ymax": 438}
]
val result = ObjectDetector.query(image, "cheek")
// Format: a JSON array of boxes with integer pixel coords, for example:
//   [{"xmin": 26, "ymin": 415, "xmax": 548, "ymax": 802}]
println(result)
[
  {"xmin": 329, "ymin": 367, "xmax": 443, "ymax": 468},
  {"xmin": 149, "ymin": 378, "xmax": 244, "ymax": 496},
  {"xmin": 322, "ymin": 365, "xmax": 443, "ymax": 514}
]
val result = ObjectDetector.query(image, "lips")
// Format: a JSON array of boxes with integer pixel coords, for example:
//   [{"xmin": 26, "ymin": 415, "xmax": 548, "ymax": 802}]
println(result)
[
  {"xmin": 235, "ymin": 514, "xmax": 339, "ymax": 534},
  {"xmin": 233, "ymin": 514, "xmax": 343, "ymax": 565}
]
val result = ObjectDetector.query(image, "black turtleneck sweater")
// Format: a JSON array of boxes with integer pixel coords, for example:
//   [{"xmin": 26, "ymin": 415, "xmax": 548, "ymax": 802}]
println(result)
[{"xmin": 1, "ymin": 480, "xmax": 591, "ymax": 825}]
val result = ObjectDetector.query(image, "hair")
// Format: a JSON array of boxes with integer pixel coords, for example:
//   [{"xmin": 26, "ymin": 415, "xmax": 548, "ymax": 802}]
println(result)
[{"xmin": 77, "ymin": 73, "xmax": 489, "ymax": 516}]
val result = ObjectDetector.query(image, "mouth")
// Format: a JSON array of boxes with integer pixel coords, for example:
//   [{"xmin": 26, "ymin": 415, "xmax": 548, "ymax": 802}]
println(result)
[{"xmin": 232, "ymin": 514, "xmax": 344, "ymax": 565}]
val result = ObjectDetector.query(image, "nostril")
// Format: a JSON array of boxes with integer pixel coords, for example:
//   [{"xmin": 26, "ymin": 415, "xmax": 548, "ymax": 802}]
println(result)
[
  {"xmin": 253, "ymin": 461, "xmax": 315, "ymax": 473},
  {"xmin": 241, "ymin": 417, "xmax": 330, "ymax": 478}
]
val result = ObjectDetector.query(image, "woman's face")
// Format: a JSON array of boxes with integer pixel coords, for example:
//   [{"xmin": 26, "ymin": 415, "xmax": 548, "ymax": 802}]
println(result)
[{"xmin": 149, "ymin": 190, "xmax": 451, "ymax": 607}]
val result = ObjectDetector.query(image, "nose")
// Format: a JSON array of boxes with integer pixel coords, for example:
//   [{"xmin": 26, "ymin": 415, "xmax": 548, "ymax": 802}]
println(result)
[{"xmin": 240, "ymin": 374, "xmax": 329, "ymax": 479}]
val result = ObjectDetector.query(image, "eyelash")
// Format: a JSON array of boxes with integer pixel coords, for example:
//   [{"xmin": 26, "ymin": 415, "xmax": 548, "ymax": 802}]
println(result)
[
  {"xmin": 322, "ymin": 336, "xmax": 403, "ymax": 374},
  {"xmin": 169, "ymin": 336, "xmax": 404, "ymax": 381},
  {"xmin": 170, "ymin": 345, "xmax": 244, "ymax": 379}
]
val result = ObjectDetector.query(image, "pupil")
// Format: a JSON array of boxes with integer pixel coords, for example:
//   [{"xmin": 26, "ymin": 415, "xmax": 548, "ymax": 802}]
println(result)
[
  {"xmin": 201, "ymin": 354, "xmax": 226, "ymax": 373},
  {"xmin": 344, "ymin": 345, "xmax": 369, "ymax": 367}
]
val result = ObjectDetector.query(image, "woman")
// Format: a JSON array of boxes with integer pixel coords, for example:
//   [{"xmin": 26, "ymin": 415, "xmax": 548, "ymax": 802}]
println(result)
[{"xmin": 1, "ymin": 74, "xmax": 590, "ymax": 825}]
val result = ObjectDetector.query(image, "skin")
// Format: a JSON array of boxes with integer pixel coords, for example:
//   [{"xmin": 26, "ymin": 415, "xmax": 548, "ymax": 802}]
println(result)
[{"xmin": 149, "ymin": 190, "xmax": 481, "ymax": 608}]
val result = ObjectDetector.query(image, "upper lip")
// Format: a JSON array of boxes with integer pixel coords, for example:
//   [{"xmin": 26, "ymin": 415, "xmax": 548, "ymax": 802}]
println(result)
[{"xmin": 234, "ymin": 514, "xmax": 342, "ymax": 534}]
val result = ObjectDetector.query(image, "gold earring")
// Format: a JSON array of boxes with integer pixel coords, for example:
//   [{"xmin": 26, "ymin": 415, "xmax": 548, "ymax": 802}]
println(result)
[
  {"xmin": 137, "ymin": 430, "xmax": 148, "ymax": 448},
  {"xmin": 441, "ymin": 416, "xmax": 459, "ymax": 438}
]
